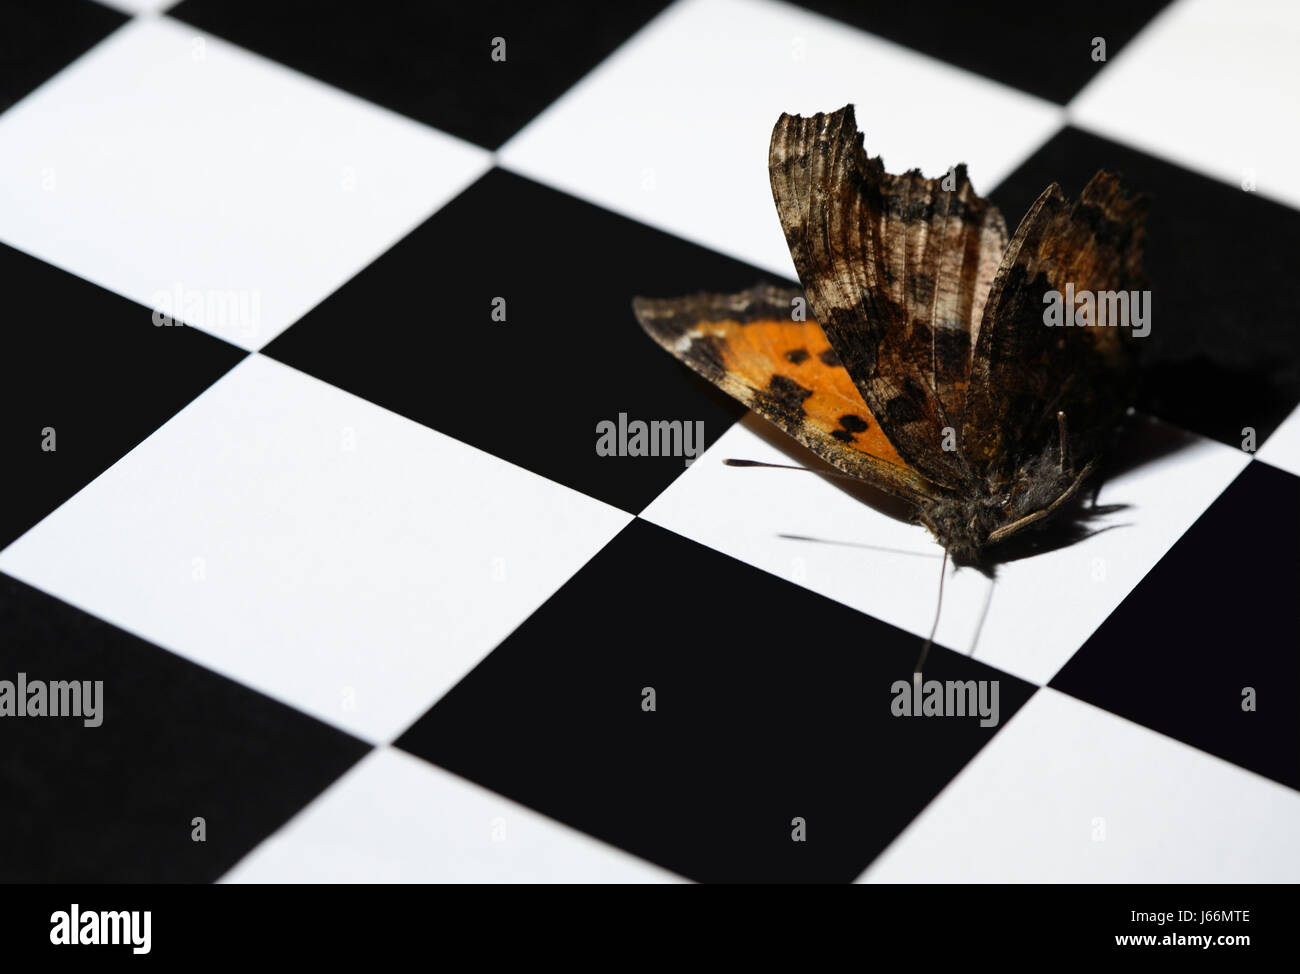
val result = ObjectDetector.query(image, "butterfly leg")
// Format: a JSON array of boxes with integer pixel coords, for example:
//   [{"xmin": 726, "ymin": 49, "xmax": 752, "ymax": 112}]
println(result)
[{"xmin": 987, "ymin": 458, "xmax": 1097, "ymax": 544}]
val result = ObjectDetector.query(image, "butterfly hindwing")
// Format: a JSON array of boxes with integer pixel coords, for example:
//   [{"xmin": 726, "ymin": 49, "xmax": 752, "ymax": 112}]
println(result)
[
  {"xmin": 963, "ymin": 172, "xmax": 1148, "ymax": 484},
  {"xmin": 633, "ymin": 284, "xmax": 934, "ymax": 502}
]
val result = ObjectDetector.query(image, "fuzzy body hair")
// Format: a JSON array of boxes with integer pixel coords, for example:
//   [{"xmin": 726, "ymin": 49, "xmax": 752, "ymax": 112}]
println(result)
[{"xmin": 916, "ymin": 449, "xmax": 1092, "ymax": 565}]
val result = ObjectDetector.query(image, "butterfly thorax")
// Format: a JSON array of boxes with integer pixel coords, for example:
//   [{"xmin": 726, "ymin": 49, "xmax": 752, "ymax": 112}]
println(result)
[{"xmin": 916, "ymin": 449, "xmax": 1086, "ymax": 565}]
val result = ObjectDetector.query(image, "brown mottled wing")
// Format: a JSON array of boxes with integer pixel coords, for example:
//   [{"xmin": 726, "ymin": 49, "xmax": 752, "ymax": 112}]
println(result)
[
  {"xmin": 633, "ymin": 284, "xmax": 937, "ymax": 503},
  {"xmin": 963, "ymin": 172, "xmax": 1148, "ymax": 484},
  {"xmin": 768, "ymin": 105, "xmax": 1008, "ymax": 491}
]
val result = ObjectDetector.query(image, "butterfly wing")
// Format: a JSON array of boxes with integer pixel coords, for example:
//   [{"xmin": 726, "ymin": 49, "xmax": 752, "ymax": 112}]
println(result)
[
  {"xmin": 767, "ymin": 105, "xmax": 1008, "ymax": 492},
  {"xmin": 633, "ymin": 284, "xmax": 935, "ymax": 502},
  {"xmin": 963, "ymin": 172, "xmax": 1148, "ymax": 485}
]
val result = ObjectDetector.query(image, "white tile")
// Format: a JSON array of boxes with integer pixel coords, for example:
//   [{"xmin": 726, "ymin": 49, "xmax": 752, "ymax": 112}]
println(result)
[
  {"xmin": 94, "ymin": 0, "xmax": 171, "ymax": 14},
  {"xmin": 0, "ymin": 355, "xmax": 631, "ymax": 743},
  {"xmin": 0, "ymin": 17, "xmax": 490, "ymax": 349},
  {"xmin": 499, "ymin": 0, "xmax": 1063, "ymax": 279},
  {"xmin": 1257, "ymin": 406, "xmax": 1300, "ymax": 478},
  {"xmin": 1071, "ymin": 0, "xmax": 1300, "ymax": 209},
  {"xmin": 221, "ymin": 748, "xmax": 681, "ymax": 883},
  {"xmin": 641, "ymin": 412, "xmax": 1249, "ymax": 686},
  {"xmin": 859, "ymin": 689, "xmax": 1300, "ymax": 882}
]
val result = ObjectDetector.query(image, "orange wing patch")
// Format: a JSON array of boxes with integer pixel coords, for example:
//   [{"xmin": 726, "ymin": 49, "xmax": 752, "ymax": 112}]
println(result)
[
  {"xmin": 634, "ymin": 285, "xmax": 936, "ymax": 502},
  {"xmin": 696, "ymin": 316, "xmax": 905, "ymax": 466}
]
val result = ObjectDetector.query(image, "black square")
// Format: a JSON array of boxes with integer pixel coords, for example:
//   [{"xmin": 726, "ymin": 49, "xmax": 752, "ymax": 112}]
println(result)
[
  {"xmin": 0, "ymin": 0, "xmax": 126, "ymax": 116},
  {"xmin": 169, "ymin": 0, "xmax": 671, "ymax": 149},
  {"xmin": 396, "ymin": 518, "xmax": 1037, "ymax": 883},
  {"xmin": 789, "ymin": 0, "xmax": 1171, "ymax": 104},
  {"xmin": 264, "ymin": 168, "xmax": 776, "ymax": 514},
  {"xmin": 0, "ymin": 573, "xmax": 370, "ymax": 881},
  {"xmin": 1051, "ymin": 461, "xmax": 1300, "ymax": 790},
  {"xmin": 990, "ymin": 127, "xmax": 1300, "ymax": 450},
  {"xmin": 0, "ymin": 244, "xmax": 247, "ymax": 550}
]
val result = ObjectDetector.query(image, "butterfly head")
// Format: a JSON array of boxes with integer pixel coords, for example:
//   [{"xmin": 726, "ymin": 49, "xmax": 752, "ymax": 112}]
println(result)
[{"xmin": 918, "ymin": 449, "xmax": 1092, "ymax": 565}]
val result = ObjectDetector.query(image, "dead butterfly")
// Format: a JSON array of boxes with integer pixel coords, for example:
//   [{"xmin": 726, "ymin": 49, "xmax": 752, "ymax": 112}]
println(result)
[{"xmin": 634, "ymin": 105, "xmax": 1148, "ymax": 572}]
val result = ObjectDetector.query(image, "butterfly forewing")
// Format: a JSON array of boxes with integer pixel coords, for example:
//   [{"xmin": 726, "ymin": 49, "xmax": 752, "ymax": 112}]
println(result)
[{"xmin": 767, "ymin": 105, "xmax": 1008, "ymax": 492}]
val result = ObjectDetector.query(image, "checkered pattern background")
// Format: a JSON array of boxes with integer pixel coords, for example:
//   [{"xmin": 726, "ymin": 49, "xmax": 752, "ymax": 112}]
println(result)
[{"xmin": 1, "ymin": 0, "xmax": 1297, "ymax": 883}]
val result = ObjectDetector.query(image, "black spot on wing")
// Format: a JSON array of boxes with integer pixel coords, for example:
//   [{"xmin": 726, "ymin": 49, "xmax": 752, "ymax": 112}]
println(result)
[
  {"xmin": 785, "ymin": 347, "xmax": 810, "ymax": 364},
  {"xmin": 838, "ymin": 414, "xmax": 869, "ymax": 433},
  {"xmin": 819, "ymin": 348, "xmax": 840, "ymax": 366},
  {"xmin": 932, "ymin": 327, "xmax": 972, "ymax": 374},
  {"xmin": 756, "ymin": 374, "xmax": 814, "ymax": 423}
]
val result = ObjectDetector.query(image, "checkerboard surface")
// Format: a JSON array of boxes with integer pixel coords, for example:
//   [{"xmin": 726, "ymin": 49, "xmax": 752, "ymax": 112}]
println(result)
[{"xmin": 1, "ymin": 0, "xmax": 1297, "ymax": 883}]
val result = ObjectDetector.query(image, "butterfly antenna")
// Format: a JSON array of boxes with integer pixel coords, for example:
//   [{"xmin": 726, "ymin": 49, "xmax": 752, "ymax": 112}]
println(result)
[
  {"xmin": 1057, "ymin": 410, "xmax": 1073, "ymax": 477},
  {"xmin": 913, "ymin": 538, "xmax": 950, "ymax": 675},
  {"xmin": 722, "ymin": 458, "xmax": 863, "ymax": 483},
  {"xmin": 778, "ymin": 534, "xmax": 942, "ymax": 558}
]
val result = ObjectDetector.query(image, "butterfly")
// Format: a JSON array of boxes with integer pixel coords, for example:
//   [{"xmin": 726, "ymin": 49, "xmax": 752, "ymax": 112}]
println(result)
[{"xmin": 634, "ymin": 105, "xmax": 1148, "ymax": 569}]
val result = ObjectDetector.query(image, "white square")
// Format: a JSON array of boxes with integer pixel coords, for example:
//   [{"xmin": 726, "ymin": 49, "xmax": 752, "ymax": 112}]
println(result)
[
  {"xmin": 1257, "ymin": 406, "xmax": 1300, "ymax": 478},
  {"xmin": 1070, "ymin": 0, "xmax": 1300, "ymax": 209},
  {"xmin": 94, "ymin": 0, "xmax": 172, "ymax": 14},
  {"xmin": 859, "ymin": 689, "xmax": 1300, "ymax": 882},
  {"xmin": 0, "ymin": 17, "xmax": 490, "ymax": 349},
  {"xmin": 498, "ymin": 0, "xmax": 1063, "ymax": 280},
  {"xmin": 0, "ymin": 355, "xmax": 631, "ymax": 743},
  {"xmin": 641, "ymin": 412, "xmax": 1249, "ymax": 686},
  {"xmin": 221, "ymin": 748, "xmax": 680, "ymax": 883}
]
